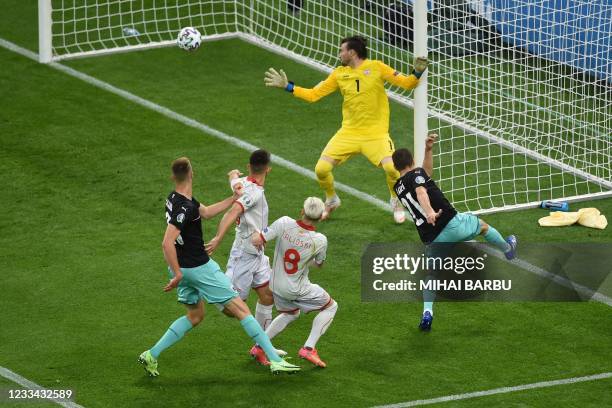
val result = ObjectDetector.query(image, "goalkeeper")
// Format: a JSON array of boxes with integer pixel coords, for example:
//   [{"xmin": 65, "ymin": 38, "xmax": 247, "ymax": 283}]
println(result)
[{"xmin": 264, "ymin": 36, "xmax": 427, "ymax": 223}]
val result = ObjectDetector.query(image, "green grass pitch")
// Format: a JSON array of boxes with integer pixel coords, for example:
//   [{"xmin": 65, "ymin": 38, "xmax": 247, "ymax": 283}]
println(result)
[{"xmin": 1, "ymin": 2, "xmax": 611, "ymax": 407}]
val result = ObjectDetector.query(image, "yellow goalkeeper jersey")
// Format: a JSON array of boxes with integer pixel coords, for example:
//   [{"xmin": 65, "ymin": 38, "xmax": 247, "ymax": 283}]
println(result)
[{"xmin": 293, "ymin": 59, "xmax": 419, "ymax": 136}]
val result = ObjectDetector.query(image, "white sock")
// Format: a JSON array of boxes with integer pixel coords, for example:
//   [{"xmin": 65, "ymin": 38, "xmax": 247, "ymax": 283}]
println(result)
[
  {"xmin": 305, "ymin": 301, "xmax": 338, "ymax": 349},
  {"xmin": 265, "ymin": 312, "xmax": 300, "ymax": 340},
  {"xmin": 255, "ymin": 302, "xmax": 274, "ymax": 330}
]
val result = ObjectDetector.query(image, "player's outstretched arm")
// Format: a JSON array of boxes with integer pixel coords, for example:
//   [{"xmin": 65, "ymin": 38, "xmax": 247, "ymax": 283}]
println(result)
[
  {"xmin": 264, "ymin": 68, "xmax": 289, "ymax": 88},
  {"xmin": 415, "ymin": 187, "xmax": 442, "ymax": 226},
  {"xmin": 205, "ymin": 203, "xmax": 242, "ymax": 255},
  {"xmin": 199, "ymin": 196, "xmax": 234, "ymax": 220},
  {"xmin": 422, "ymin": 133, "xmax": 437, "ymax": 177},
  {"xmin": 381, "ymin": 57, "xmax": 428, "ymax": 90},
  {"xmin": 264, "ymin": 68, "xmax": 338, "ymax": 103},
  {"xmin": 199, "ymin": 181, "xmax": 243, "ymax": 220},
  {"xmin": 161, "ymin": 224, "xmax": 183, "ymax": 292}
]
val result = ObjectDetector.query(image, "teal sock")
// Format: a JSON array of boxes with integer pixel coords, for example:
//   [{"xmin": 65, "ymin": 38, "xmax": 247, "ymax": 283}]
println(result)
[
  {"xmin": 240, "ymin": 315, "xmax": 281, "ymax": 363},
  {"xmin": 423, "ymin": 301, "xmax": 434, "ymax": 315},
  {"xmin": 423, "ymin": 274, "xmax": 436, "ymax": 315},
  {"xmin": 484, "ymin": 226, "xmax": 511, "ymax": 252},
  {"xmin": 150, "ymin": 316, "xmax": 193, "ymax": 359}
]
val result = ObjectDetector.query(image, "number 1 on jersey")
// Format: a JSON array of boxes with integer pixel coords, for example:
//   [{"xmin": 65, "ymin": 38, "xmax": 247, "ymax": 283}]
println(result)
[
  {"xmin": 283, "ymin": 249, "xmax": 300, "ymax": 274},
  {"xmin": 355, "ymin": 79, "xmax": 360, "ymax": 92}
]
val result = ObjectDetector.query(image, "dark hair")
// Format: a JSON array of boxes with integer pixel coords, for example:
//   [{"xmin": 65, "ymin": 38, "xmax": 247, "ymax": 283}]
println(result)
[
  {"xmin": 172, "ymin": 157, "xmax": 192, "ymax": 182},
  {"xmin": 392, "ymin": 148, "xmax": 414, "ymax": 171},
  {"xmin": 341, "ymin": 36, "xmax": 367, "ymax": 59},
  {"xmin": 249, "ymin": 149, "xmax": 271, "ymax": 174}
]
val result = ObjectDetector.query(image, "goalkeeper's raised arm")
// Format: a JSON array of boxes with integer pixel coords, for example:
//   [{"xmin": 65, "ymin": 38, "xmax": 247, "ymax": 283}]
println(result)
[
  {"xmin": 380, "ymin": 56, "xmax": 428, "ymax": 90},
  {"xmin": 263, "ymin": 56, "xmax": 427, "ymax": 101},
  {"xmin": 264, "ymin": 67, "xmax": 339, "ymax": 103}
]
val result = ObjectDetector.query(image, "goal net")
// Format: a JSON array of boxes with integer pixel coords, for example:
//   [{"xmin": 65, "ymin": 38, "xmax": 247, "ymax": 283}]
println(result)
[
  {"xmin": 41, "ymin": 0, "xmax": 612, "ymax": 214},
  {"xmin": 40, "ymin": 0, "xmax": 238, "ymax": 60}
]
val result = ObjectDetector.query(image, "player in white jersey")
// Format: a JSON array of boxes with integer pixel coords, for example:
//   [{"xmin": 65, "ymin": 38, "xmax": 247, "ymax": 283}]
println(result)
[
  {"xmin": 205, "ymin": 150, "xmax": 276, "ymax": 341},
  {"xmin": 250, "ymin": 197, "xmax": 338, "ymax": 368}
]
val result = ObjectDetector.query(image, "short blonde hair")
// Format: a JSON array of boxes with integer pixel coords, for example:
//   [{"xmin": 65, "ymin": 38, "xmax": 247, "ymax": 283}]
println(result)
[
  {"xmin": 172, "ymin": 157, "xmax": 191, "ymax": 182},
  {"xmin": 303, "ymin": 197, "xmax": 325, "ymax": 221}
]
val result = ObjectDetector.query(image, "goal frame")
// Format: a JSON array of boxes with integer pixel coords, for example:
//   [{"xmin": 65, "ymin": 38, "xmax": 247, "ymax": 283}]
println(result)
[{"xmin": 38, "ymin": 0, "xmax": 612, "ymax": 214}]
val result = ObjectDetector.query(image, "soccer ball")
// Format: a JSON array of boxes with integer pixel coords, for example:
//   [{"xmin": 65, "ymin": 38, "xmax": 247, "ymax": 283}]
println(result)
[{"xmin": 177, "ymin": 27, "xmax": 202, "ymax": 51}]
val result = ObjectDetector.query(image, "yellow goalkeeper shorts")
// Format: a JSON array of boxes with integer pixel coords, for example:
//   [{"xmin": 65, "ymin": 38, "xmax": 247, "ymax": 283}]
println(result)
[{"xmin": 321, "ymin": 129, "xmax": 395, "ymax": 166}]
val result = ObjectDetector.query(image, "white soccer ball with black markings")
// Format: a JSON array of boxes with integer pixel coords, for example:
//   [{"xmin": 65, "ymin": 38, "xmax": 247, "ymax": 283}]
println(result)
[{"xmin": 177, "ymin": 27, "xmax": 202, "ymax": 52}]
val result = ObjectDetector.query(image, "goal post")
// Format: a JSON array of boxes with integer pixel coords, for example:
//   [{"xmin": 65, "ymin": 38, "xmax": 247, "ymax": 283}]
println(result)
[
  {"xmin": 413, "ymin": 0, "xmax": 428, "ymax": 168},
  {"xmin": 238, "ymin": 0, "xmax": 611, "ymax": 214},
  {"xmin": 39, "ymin": 0, "xmax": 612, "ymax": 214},
  {"xmin": 38, "ymin": 0, "xmax": 53, "ymax": 63},
  {"xmin": 423, "ymin": 0, "xmax": 612, "ymax": 212}
]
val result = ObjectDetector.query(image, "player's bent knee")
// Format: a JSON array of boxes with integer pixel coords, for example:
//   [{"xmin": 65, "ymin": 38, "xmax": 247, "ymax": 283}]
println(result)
[
  {"xmin": 187, "ymin": 311, "xmax": 205, "ymax": 326},
  {"xmin": 324, "ymin": 300, "xmax": 338, "ymax": 313},
  {"xmin": 225, "ymin": 297, "xmax": 251, "ymax": 320},
  {"xmin": 221, "ymin": 306, "xmax": 235, "ymax": 318},
  {"xmin": 185, "ymin": 302, "xmax": 205, "ymax": 326},
  {"xmin": 479, "ymin": 220, "xmax": 489, "ymax": 235},
  {"xmin": 255, "ymin": 285, "xmax": 274, "ymax": 305},
  {"xmin": 189, "ymin": 314, "xmax": 204, "ymax": 326},
  {"xmin": 260, "ymin": 295, "xmax": 274, "ymax": 306},
  {"xmin": 315, "ymin": 160, "xmax": 333, "ymax": 180}
]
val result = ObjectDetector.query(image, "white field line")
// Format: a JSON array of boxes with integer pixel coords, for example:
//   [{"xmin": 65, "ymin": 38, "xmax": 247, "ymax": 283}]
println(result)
[
  {"xmin": 0, "ymin": 366, "xmax": 85, "ymax": 408},
  {"xmin": 371, "ymin": 372, "xmax": 612, "ymax": 407},
  {"xmin": 1, "ymin": 37, "xmax": 610, "ymax": 308},
  {"xmin": 1, "ymin": 36, "xmax": 611, "ymax": 407},
  {"xmin": 0, "ymin": 37, "xmax": 391, "ymax": 214}
]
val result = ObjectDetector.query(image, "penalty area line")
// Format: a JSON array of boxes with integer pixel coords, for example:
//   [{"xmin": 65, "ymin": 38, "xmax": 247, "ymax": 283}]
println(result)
[
  {"xmin": 0, "ymin": 37, "xmax": 610, "ymax": 309},
  {"xmin": 371, "ymin": 372, "xmax": 612, "ymax": 408},
  {"xmin": 0, "ymin": 366, "xmax": 85, "ymax": 408}
]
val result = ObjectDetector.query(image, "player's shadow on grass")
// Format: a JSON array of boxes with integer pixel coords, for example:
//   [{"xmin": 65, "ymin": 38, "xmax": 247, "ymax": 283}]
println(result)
[{"xmin": 134, "ymin": 360, "xmax": 324, "ymax": 388}]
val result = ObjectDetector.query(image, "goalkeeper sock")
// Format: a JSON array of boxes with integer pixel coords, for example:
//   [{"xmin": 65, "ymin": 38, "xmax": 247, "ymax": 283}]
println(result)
[
  {"xmin": 382, "ymin": 160, "xmax": 400, "ymax": 197},
  {"xmin": 240, "ymin": 315, "xmax": 281, "ymax": 363},
  {"xmin": 484, "ymin": 225, "xmax": 511, "ymax": 252},
  {"xmin": 255, "ymin": 302, "xmax": 273, "ymax": 331},
  {"xmin": 150, "ymin": 315, "xmax": 193, "ymax": 358},
  {"xmin": 315, "ymin": 159, "xmax": 336, "ymax": 199}
]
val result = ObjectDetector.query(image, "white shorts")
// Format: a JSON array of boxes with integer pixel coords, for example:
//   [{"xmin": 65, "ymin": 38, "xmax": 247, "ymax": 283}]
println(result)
[
  {"xmin": 273, "ymin": 284, "xmax": 332, "ymax": 314},
  {"xmin": 225, "ymin": 247, "xmax": 271, "ymax": 300}
]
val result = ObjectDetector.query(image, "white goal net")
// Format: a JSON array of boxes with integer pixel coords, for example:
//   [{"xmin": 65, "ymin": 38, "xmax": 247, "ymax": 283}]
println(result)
[
  {"xmin": 42, "ymin": 0, "xmax": 238, "ymax": 59},
  {"xmin": 40, "ymin": 0, "xmax": 612, "ymax": 213}
]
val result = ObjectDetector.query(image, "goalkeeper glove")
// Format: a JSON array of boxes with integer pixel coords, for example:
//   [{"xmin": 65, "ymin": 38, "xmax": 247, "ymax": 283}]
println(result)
[
  {"xmin": 264, "ymin": 68, "xmax": 294, "ymax": 92},
  {"xmin": 412, "ymin": 56, "xmax": 428, "ymax": 78}
]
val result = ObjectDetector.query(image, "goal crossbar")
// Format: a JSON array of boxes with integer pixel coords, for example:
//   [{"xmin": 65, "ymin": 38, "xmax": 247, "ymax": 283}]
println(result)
[{"xmin": 39, "ymin": 0, "xmax": 611, "ymax": 214}]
